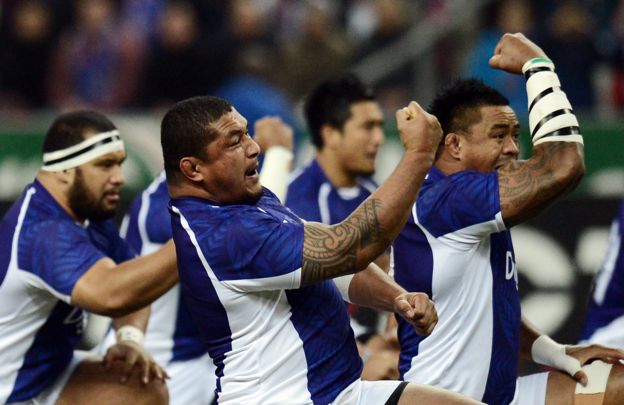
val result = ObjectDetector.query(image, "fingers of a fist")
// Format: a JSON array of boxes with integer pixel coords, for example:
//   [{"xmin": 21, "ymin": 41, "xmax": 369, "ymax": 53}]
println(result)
[
  {"xmin": 254, "ymin": 117, "xmax": 293, "ymax": 150},
  {"xmin": 395, "ymin": 293, "xmax": 437, "ymax": 335},
  {"xmin": 397, "ymin": 101, "xmax": 422, "ymax": 121}
]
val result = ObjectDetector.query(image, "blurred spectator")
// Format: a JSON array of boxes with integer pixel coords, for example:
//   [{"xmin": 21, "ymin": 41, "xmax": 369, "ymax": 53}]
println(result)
[
  {"xmin": 215, "ymin": 44, "xmax": 296, "ymax": 135},
  {"xmin": 46, "ymin": 0, "xmax": 143, "ymax": 111},
  {"xmin": 539, "ymin": 0, "xmax": 598, "ymax": 112},
  {"xmin": 141, "ymin": 1, "xmax": 219, "ymax": 109},
  {"xmin": 118, "ymin": 0, "xmax": 167, "ymax": 46},
  {"xmin": 606, "ymin": 1, "xmax": 624, "ymax": 109},
  {"xmin": 344, "ymin": 0, "xmax": 378, "ymax": 46},
  {"xmin": 277, "ymin": 1, "xmax": 353, "ymax": 101},
  {"xmin": 465, "ymin": 0, "xmax": 533, "ymax": 121},
  {"xmin": 354, "ymin": 0, "xmax": 415, "ymax": 113},
  {"xmin": 0, "ymin": 1, "xmax": 56, "ymax": 109},
  {"xmin": 212, "ymin": 0, "xmax": 296, "ymax": 130}
]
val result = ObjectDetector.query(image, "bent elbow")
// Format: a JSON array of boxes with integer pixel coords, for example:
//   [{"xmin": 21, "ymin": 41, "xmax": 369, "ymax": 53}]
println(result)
[
  {"xmin": 555, "ymin": 150, "xmax": 585, "ymax": 191},
  {"xmin": 96, "ymin": 293, "xmax": 139, "ymax": 317}
]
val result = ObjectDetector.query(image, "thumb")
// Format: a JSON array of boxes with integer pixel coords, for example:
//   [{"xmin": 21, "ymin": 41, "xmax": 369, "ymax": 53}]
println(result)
[
  {"xmin": 573, "ymin": 370, "xmax": 588, "ymax": 386},
  {"xmin": 396, "ymin": 298, "xmax": 415, "ymax": 319},
  {"xmin": 489, "ymin": 54, "xmax": 501, "ymax": 68}
]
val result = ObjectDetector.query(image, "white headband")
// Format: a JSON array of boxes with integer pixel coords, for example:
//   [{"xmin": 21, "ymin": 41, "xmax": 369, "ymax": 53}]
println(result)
[{"xmin": 41, "ymin": 130, "xmax": 125, "ymax": 172}]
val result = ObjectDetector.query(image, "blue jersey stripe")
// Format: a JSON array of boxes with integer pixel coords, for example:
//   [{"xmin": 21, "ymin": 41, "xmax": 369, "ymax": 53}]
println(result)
[
  {"xmin": 170, "ymin": 211, "xmax": 231, "ymax": 395},
  {"xmin": 393, "ymin": 213, "xmax": 433, "ymax": 378},
  {"xmin": 286, "ymin": 283, "xmax": 362, "ymax": 405}
]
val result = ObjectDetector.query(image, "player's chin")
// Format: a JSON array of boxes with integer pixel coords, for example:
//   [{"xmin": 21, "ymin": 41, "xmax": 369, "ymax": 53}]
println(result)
[
  {"xmin": 357, "ymin": 165, "xmax": 376, "ymax": 177},
  {"xmin": 245, "ymin": 184, "xmax": 264, "ymax": 203}
]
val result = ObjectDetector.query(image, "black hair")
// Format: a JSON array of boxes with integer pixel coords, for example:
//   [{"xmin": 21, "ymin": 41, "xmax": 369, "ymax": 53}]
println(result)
[
  {"xmin": 42, "ymin": 110, "xmax": 116, "ymax": 153},
  {"xmin": 161, "ymin": 95, "xmax": 233, "ymax": 182},
  {"xmin": 304, "ymin": 73, "xmax": 376, "ymax": 149},
  {"xmin": 428, "ymin": 78, "xmax": 510, "ymax": 137}
]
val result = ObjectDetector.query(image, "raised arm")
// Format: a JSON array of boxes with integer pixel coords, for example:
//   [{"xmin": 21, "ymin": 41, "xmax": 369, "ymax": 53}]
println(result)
[
  {"xmin": 490, "ymin": 33, "xmax": 585, "ymax": 226},
  {"xmin": 301, "ymin": 102, "xmax": 442, "ymax": 285},
  {"xmin": 255, "ymin": 116, "xmax": 294, "ymax": 203}
]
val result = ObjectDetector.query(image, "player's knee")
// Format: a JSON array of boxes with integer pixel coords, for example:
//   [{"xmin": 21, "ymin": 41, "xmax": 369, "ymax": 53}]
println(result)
[
  {"xmin": 603, "ymin": 362, "xmax": 624, "ymax": 405},
  {"xmin": 574, "ymin": 361, "xmax": 618, "ymax": 405},
  {"xmin": 136, "ymin": 379, "xmax": 169, "ymax": 405}
]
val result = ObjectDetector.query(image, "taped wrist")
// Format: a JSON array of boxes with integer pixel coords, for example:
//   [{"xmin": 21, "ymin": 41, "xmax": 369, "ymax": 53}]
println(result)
[
  {"xmin": 116, "ymin": 325, "xmax": 145, "ymax": 346},
  {"xmin": 531, "ymin": 335, "xmax": 582, "ymax": 377},
  {"xmin": 259, "ymin": 146, "xmax": 293, "ymax": 203},
  {"xmin": 523, "ymin": 57, "xmax": 583, "ymax": 146}
]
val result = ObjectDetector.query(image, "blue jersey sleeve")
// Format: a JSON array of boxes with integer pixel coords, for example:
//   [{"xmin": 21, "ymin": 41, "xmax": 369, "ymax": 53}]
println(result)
[
  {"xmin": 194, "ymin": 206, "xmax": 305, "ymax": 292},
  {"xmin": 91, "ymin": 220, "xmax": 136, "ymax": 263},
  {"xmin": 418, "ymin": 170, "xmax": 505, "ymax": 241},
  {"xmin": 29, "ymin": 221, "xmax": 106, "ymax": 297}
]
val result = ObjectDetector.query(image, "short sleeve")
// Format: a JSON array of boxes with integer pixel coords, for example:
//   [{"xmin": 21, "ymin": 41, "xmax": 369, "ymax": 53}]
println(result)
[
  {"xmin": 28, "ymin": 221, "xmax": 106, "ymax": 296},
  {"xmin": 199, "ymin": 206, "xmax": 305, "ymax": 291},
  {"xmin": 418, "ymin": 170, "xmax": 505, "ymax": 241}
]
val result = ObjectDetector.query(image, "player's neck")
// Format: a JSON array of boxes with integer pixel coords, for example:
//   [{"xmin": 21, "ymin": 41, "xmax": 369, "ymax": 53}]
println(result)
[
  {"xmin": 35, "ymin": 172, "xmax": 85, "ymax": 223},
  {"xmin": 169, "ymin": 180, "xmax": 221, "ymax": 203},
  {"xmin": 316, "ymin": 154, "xmax": 357, "ymax": 188},
  {"xmin": 434, "ymin": 152, "xmax": 464, "ymax": 176}
]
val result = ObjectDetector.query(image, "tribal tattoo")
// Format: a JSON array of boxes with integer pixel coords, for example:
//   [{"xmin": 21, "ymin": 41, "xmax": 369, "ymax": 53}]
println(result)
[
  {"xmin": 498, "ymin": 142, "xmax": 583, "ymax": 225},
  {"xmin": 301, "ymin": 199, "xmax": 385, "ymax": 285}
]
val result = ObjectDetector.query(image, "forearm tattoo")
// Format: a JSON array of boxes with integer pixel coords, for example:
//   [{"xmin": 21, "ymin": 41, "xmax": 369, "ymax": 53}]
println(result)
[{"xmin": 301, "ymin": 199, "xmax": 384, "ymax": 285}]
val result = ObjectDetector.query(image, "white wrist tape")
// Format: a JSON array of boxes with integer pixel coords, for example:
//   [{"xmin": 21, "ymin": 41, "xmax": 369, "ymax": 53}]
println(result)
[
  {"xmin": 333, "ymin": 274, "xmax": 354, "ymax": 303},
  {"xmin": 116, "ymin": 325, "xmax": 145, "ymax": 346},
  {"xmin": 259, "ymin": 146, "xmax": 293, "ymax": 203},
  {"xmin": 522, "ymin": 58, "xmax": 583, "ymax": 146},
  {"xmin": 532, "ymin": 335, "xmax": 582, "ymax": 377}
]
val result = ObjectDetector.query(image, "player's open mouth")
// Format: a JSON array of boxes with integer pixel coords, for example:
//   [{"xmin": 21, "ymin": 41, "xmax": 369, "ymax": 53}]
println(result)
[{"xmin": 245, "ymin": 167, "xmax": 259, "ymax": 178}]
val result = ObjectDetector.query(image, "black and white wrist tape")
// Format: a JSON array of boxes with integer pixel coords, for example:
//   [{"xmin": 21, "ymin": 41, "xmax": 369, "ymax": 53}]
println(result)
[{"xmin": 523, "ymin": 58, "xmax": 583, "ymax": 146}]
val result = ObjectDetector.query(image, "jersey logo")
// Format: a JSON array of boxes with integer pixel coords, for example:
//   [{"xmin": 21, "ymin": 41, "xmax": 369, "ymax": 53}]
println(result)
[
  {"xmin": 505, "ymin": 250, "xmax": 519, "ymax": 289},
  {"xmin": 63, "ymin": 307, "xmax": 85, "ymax": 335}
]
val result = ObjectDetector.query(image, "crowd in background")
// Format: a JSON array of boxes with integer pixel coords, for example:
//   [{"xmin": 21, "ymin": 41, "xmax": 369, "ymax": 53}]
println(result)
[{"xmin": 2, "ymin": 0, "xmax": 624, "ymax": 120}]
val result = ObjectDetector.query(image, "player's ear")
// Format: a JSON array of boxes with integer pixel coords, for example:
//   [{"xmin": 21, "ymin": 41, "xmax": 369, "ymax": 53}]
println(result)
[
  {"xmin": 445, "ymin": 132, "xmax": 462, "ymax": 159},
  {"xmin": 54, "ymin": 167, "xmax": 75, "ymax": 185},
  {"xmin": 180, "ymin": 157, "xmax": 204, "ymax": 182},
  {"xmin": 320, "ymin": 124, "xmax": 341, "ymax": 150}
]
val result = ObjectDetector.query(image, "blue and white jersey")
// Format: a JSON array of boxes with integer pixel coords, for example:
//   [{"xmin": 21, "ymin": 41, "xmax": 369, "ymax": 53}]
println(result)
[
  {"xmin": 169, "ymin": 189, "xmax": 362, "ymax": 405},
  {"xmin": 580, "ymin": 201, "xmax": 624, "ymax": 347},
  {"xmin": 0, "ymin": 180, "xmax": 133, "ymax": 403},
  {"xmin": 285, "ymin": 160, "xmax": 377, "ymax": 224},
  {"xmin": 392, "ymin": 167, "xmax": 521, "ymax": 405},
  {"xmin": 116, "ymin": 172, "xmax": 208, "ymax": 366}
]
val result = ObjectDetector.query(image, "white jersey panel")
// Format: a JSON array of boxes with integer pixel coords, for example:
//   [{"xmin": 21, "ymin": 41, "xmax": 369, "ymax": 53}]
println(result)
[{"xmin": 402, "ymin": 217, "xmax": 494, "ymax": 400}]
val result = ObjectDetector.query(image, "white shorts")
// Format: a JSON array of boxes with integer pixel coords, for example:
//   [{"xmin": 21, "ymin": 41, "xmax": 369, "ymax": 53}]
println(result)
[
  {"xmin": 167, "ymin": 353, "xmax": 217, "ymax": 405},
  {"xmin": 330, "ymin": 379, "xmax": 405, "ymax": 405},
  {"xmin": 7, "ymin": 351, "xmax": 89, "ymax": 405},
  {"xmin": 513, "ymin": 372, "xmax": 549, "ymax": 405}
]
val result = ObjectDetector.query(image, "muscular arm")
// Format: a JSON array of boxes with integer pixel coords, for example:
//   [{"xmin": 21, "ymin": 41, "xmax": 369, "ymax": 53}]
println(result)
[
  {"xmin": 347, "ymin": 262, "xmax": 406, "ymax": 312},
  {"xmin": 112, "ymin": 306, "xmax": 150, "ymax": 334},
  {"xmin": 301, "ymin": 104, "xmax": 441, "ymax": 285},
  {"xmin": 347, "ymin": 262, "xmax": 437, "ymax": 335},
  {"xmin": 72, "ymin": 240, "xmax": 178, "ymax": 317},
  {"xmin": 490, "ymin": 33, "xmax": 585, "ymax": 227},
  {"xmin": 519, "ymin": 316, "xmax": 541, "ymax": 361},
  {"xmin": 498, "ymin": 141, "xmax": 584, "ymax": 226},
  {"xmin": 302, "ymin": 153, "xmax": 428, "ymax": 285}
]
